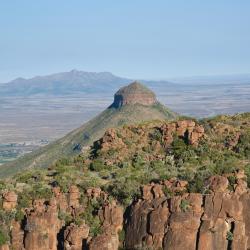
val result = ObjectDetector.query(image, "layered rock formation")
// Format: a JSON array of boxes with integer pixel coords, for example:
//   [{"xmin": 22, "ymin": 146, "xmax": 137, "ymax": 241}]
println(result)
[{"xmin": 111, "ymin": 81, "xmax": 157, "ymax": 108}]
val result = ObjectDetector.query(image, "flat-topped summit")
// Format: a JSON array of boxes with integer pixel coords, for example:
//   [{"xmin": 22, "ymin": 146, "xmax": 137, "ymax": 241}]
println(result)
[{"xmin": 112, "ymin": 81, "xmax": 157, "ymax": 108}]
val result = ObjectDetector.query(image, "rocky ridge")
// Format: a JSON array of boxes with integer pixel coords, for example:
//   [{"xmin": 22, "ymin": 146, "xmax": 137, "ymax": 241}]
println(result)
[
  {"xmin": 1, "ymin": 171, "xmax": 250, "ymax": 250},
  {"xmin": 0, "ymin": 113, "xmax": 249, "ymax": 249}
]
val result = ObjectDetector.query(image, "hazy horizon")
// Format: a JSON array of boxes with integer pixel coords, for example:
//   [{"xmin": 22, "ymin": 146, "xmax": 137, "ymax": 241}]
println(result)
[{"xmin": 1, "ymin": 69, "xmax": 250, "ymax": 85}]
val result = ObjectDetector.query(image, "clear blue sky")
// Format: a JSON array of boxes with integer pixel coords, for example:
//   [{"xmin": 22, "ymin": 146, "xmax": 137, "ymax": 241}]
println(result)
[{"xmin": 0, "ymin": 0, "xmax": 250, "ymax": 82}]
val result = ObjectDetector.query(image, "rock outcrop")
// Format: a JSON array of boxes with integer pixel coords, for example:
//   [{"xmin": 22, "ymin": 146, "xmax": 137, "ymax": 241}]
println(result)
[
  {"xmin": 2, "ymin": 191, "xmax": 18, "ymax": 211},
  {"xmin": 89, "ymin": 201, "xmax": 123, "ymax": 250},
  {"xmin": 24, "ymin": 199, "xmax": 62, "ymax": 250},
  {"xmin": 68, "ymin": 185, "xmax": 80, "ymax": 209},
  {"xmin": 111, "ymin": 81, "xmax": 157, "ymax": 108},
  {"xmin": 94, "ymin": 119, "xmax": 205, "ymax": 166},
  {"xmin": 64, "ymin": 223, "xmax": 89, "ymax": 250},
  {"xmin": 11, "ymin": 220, "xmax": 25, "ymax": 250},
  {"xmin": 161, "ymin": 119, "xmax": 205, "ymax": 146},
  {"xmin": 125, "ymin": 171, "xmax": 250, "ymax": 250},
  {"xmin": 3, "ymin": 172, "xmax": 250, "ymax": 250}
]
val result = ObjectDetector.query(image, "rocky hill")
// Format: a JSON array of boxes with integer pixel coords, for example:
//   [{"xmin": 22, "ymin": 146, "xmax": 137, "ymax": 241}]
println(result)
[
  {"xmin": 0, "ymin": 112, "xmax": 249, "ymax": 249},
  {"xmin": 111, "ymin": 81, "xmax": 157, "ymax": 108},
  {"xmin": 0, "ymin": 82, "xmax": 177, "ymax": 177}
]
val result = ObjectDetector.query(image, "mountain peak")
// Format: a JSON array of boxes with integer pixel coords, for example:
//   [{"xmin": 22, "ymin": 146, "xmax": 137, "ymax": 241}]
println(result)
[{"xmin": 112, "ymin": 81, "xmax": 157, "ymax": 108}]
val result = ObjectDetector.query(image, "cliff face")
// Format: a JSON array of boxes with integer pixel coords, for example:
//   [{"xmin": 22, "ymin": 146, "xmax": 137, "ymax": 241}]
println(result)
[
  {"xmin": 125, "ymin": 171, "xmax": 249, "ymax": 250},
  {"xmin": 1, "ymin": 171, "xmax": 250, "ymax": 250},
  {"xmin": 111, "ymin": 81, "xmax": 157, "ymax": 108},
  {"xmin": 1, "ymin": 186, "xmax": 123, "ymax": 250}
]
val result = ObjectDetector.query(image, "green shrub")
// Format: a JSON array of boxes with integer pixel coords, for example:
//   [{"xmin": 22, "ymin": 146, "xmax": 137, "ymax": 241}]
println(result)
[
  {"xmin": 58, "ymin": 211, "xmax": 73, "ymax": 225},
  {"xmin": 81, "ymin": 201, "xmax": 102, "ymax": 237},
  {"xmin": 180, "ymin": 199, "xmax": 190, "ymax": 212},
  {"xmin": 30, "ymin": 183, "xmax": 53, "ymax": 200},
  {"xmin": 149, "ymin": 129, "xmax": 162, "ymax": 142},
  {"xmin": 90, "ymin": 160, "xmax": 107, "ymax": 171},
  {"xmin": 0, "ymin": 228, "xmax": 8, "ymax": 246},
  {"xmin": 226, "ymin": 231, "xmax": 234, "ymax": 241},
  {"xmin": 162, "ymin": 186, "xmax": 174, "ymax": 198},
  {"xmin": 228, "ymin": 176, "xmax": 237, "ymax": 191},
  {"xmin": 118, "ymin": 229, "xmax": 125, "ymax": 243},
  {"xmin": 17, "ymin": 192, "xmax": 31, "ymax": 209},
  {"xmin": 15, "ymin": 209, "xmax": 25, "ymax": 222}
]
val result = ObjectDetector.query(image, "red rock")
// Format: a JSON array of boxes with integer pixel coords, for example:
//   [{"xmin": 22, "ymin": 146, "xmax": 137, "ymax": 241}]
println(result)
[
  {"xmin": 11, "ymin": 220, "xmax": 25, "ymax": 250},
  {"xmin": 2, "ymin": 191, "xmax": 18, "ymax": 211},
  {"xmin": 24, "ymin": 200, "xmax": 62, "ymax": 250},
  {"xmin": 64, "ymin": 223, "xmax": 89, "ymax": 250},
  {"xmin": 98, "ymin": 201, "xmax": 123, "ymax": 232},
  {"xmin": 0, "ymin": 245, "xmax": 10, "ymax": 250},
  {"xmin": 88, "ymin": 226, "xmax": 119, "ymax": 250},
  {"xmin": 68, "ymin": 185, "xmax": 80, "ymax": 208},
  {"xmin": 208, "ymin": 175, "xmax": 229, "ymax": 192}
]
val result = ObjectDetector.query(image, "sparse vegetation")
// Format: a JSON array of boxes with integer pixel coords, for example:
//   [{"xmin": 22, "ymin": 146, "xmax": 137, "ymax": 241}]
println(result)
[{"xmin": 0, "ymin": 113, "xmax": 249, "ymax": 245}]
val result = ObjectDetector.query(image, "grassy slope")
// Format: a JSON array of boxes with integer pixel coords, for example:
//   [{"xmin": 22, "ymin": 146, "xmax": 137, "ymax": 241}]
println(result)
[{"xmin": 0, "ymin": 102, "xmax": 177, "ymax": 178}]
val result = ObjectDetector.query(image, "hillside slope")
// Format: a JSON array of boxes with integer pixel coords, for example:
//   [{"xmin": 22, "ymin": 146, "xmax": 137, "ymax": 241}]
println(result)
[
  {"xmin": 0, "ymin": 113, "xmax": 249, "ymax": 249},
  {"xmin": 0, "ymin": 82, "xmax": 177, "ymax": 177}
]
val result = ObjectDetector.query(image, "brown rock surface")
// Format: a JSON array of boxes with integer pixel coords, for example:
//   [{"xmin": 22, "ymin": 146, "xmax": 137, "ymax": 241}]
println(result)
[
  {"xmin": 89, "ymin": 226, "xmax": 119, "ymax": 250},
  {"xmin": 5, "ymin": 172, "xmax": 250, "ymax": 250},
  {"xmin": 89, "ymin": 200, "xmax": 123, "ymax": 250},
  {"xmin": 64, "ymin": 223, "xmax": 89, "ymax": 250},
  {"xmin": 125, "ymin": 173, "xmax": 250, "ymax": 250},
  {"xmin": 160, "ymin": 120, "xmax": 204, "ymax": 146},
  {"xmin": 112, "ymin": 81, "xmax": 157, "ymax": 108},
  {"xmin": 2, "ymin": 191, "xmax": 18, "ymax": 211},
  {"xmin": 0, "ymin": 245, "xmax": 9, "ymax": 250},
  {"xmin": 68, "ymin": 185, "xmax": 80, "ymax": 209},
  {"xmin": 98, "ymin": 201, "xmax": 123, "ymax": 232},
  {"xmin": 24, "ymin": 199, "xmax": 62, "ymax": 250},
  {"xmin": 11, "ymin": 220, "xmax": 25, "ymax": 250}
]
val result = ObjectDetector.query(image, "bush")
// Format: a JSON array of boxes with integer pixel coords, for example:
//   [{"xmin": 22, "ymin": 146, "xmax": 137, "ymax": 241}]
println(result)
[
  {"xmin": 30, "ymin": 183, "xmax": 53, "ymax": 200},
  {"xmin": 15, "ymin": 209, "xmax": 25, "ymax": 222},
  {"xmin": 149, "ymin": 129, "xmax": 162, "ymax": 142},
  {"xmin": 58, "ymin": 211, "xmax": 73, "ymax": 225},
  {"xmin": 90, "ymin": 160, "xmax": 107, "ymax": 171},
  {"xmin": 118, "ymin": 229, "xmax": 125, "ymax": 242},
  {"xmin": 17, "ymin": 192, "xmax": 31, "ymax": 209},
  {"xmin": 0, "ymin": 228, "xmax": 8, "ymax": 246},
  {"xmin": 81, "ymin": 200, "xmax": 102, "ymax": 237},
  {"xmin": 179, "ymin": 200, "xmax": 190, "ymax": 212},
  {"xmin": 226, "ymin": 231, "xmax": 234, "ymax": 241}
]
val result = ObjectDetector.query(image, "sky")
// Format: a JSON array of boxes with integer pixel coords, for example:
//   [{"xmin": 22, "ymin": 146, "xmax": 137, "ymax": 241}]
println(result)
[{"xmin": 0, "ymin": 0, "xmax": 250, "ymax": 82}]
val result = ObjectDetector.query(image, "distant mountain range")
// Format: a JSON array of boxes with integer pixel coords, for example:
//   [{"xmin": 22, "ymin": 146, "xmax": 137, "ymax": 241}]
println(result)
[{"xmin": 0, "ymin": 70, "xmax": 177, "ymax": 96}]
